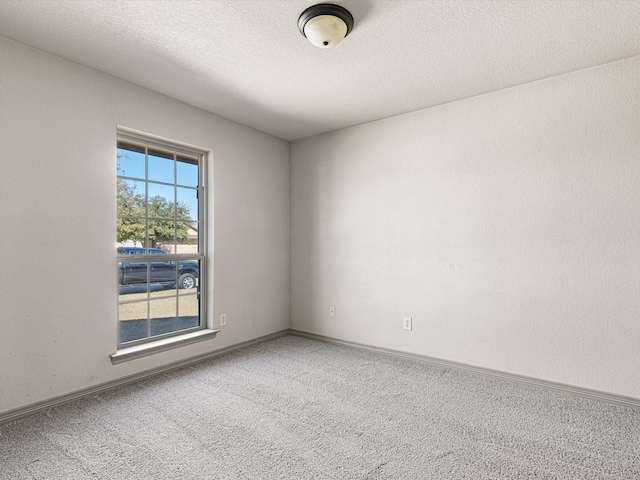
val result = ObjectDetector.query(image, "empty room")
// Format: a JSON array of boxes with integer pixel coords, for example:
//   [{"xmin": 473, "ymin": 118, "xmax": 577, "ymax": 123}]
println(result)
[{"xmin": 1, "ymin": 1, "xmax": 640, "ymax": 478}]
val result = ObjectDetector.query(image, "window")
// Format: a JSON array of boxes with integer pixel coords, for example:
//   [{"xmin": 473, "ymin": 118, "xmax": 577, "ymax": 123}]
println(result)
[{"xmin": 116, "ymin": 131, "xmax": 206, "ymax": 348}]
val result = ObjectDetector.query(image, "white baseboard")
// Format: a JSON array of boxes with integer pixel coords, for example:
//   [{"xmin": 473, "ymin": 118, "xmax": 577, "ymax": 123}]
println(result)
[
  {"xmin": 289, "ymin": 329, "xmax": 640, "ymax": 410},
  {"xmin": 0, "ymin": 329, "xmax": 289, "ymax": 426}
]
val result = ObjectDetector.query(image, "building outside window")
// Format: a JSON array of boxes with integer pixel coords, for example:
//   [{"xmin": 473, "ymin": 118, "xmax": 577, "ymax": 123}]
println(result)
[{"xmin": 116, "ymin": 131, "xmax": 206, "ymax": 347}]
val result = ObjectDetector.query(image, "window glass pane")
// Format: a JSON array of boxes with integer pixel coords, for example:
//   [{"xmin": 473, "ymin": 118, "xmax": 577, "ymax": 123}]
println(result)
[
  {"xmin": 148, "ymin": 182, "xmax": 175, "ymax": 218},
  {"xmin": 177, "ymin": 157, "xmax": 198, "ymax": 187},
  {"xmin": 117, "ymin": 146, "xmax": 145, "ymax": 180},
  {"xmin": 177, "ymin": 187, "xmax": 198, "ymax": 221},
  {"xmin": 117, "ymin": 219, "xmax": 146, "ymax": 251},
  {"xmin": 119, "ymin": 264, "xmax": 176, "ymax": 299},
  {"xmin": 176, "ymin": 221, "xmax": 198, "ymax": 254},
  {"xmin": 149, "ymin": 297, "xmax": 178, "ymax": 337},
  {"xmin": 178, "ymin": 259, "xmax": 200, "ymax": 293},
  {"xmin": 116, "ymin": 176, "xmax": 146, "ymax": 251},
  {"xmin": 119, "ymin": 301, "xmax": 148, "ymax": 344},
  {"xmin": 118, "ymin": 260, "xmax": 150, "ymax": 291},
  {"xmin": 148, "ymin": 150, "xmax": 175, "ymax": 184},
  {"xmin": 149, "ymin": 251, "xmax": 177, "ymax": 282},
  {"xmin": 150, "ymin": 220, "xmax": 176, "ymax": 252},
  {"xmin": 178, "ymin": 295, "xmax": 200, "ymax": 330},
  {"xmin": 150, "ymin": 282, "xmax": 178, "ymax": 299},
  {"xmin": 117, "ymin": 178, "xmax": 146, "ymax": 216}
]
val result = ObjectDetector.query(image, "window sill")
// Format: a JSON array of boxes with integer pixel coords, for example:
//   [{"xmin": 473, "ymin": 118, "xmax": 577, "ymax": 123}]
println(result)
[{"xmin": 111, "ymin": 329, "xmax": 219, "ymax": 365}]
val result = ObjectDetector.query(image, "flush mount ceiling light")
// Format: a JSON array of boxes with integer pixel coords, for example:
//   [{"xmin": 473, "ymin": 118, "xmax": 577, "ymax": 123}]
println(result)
[{"xmin": 298, "ymin": 3, "xmax": 354, "ymax": 48}]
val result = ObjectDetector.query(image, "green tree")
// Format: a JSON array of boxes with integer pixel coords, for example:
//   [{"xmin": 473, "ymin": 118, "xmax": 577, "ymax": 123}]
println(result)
[
  {"xmin": 116, "ymin": 177, "xmax": 145, "ymax": 244},
  {"xmin": 117, "ymin": 175, "xmax": 194, "ymax": 247},
  {"xmin": 147, "ymin": 195, "xmax": 193, "ymax": 246}
]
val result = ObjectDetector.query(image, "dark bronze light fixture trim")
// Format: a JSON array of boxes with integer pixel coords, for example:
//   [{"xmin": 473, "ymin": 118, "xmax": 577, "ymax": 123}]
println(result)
[{"xmin": 298, "ymin": 3, "xmax": 354, "ymax": 48}]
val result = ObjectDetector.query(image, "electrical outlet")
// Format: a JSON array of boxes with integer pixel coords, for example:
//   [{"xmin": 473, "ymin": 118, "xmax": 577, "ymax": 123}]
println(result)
[
  {"xmin": 403, "ymin": 317, "xmax": 412, "ymax": 331},
  {"xmin": 220, "ymin": 313, "xmax": 227, "ymax": 326},
  {"xmin": 329, "ymin": 306, "xmax": 335, "ymax": 318}
]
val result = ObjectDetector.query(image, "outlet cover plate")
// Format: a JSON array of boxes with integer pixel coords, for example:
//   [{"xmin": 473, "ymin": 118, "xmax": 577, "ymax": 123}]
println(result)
[
  {"xmin": 220, "ymin": 313, "xmax": 227, "ymax": 326},
  {"xmin": 403, "ymin": 317, "xmax": 412, "ymax": 330}
]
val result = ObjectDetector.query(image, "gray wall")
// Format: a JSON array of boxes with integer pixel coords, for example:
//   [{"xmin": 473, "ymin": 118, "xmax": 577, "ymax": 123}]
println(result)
[
  {"xmin": 291, "ymin": 56, "xmax": 640, "ymax": 398},
  {"xmin": 0, "ymin": 38, "xmax": 290, "ymax": 413}
]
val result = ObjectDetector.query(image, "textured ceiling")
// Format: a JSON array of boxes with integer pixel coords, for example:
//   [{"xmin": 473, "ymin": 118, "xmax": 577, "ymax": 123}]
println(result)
[{"xmin": 1, "ymin": 0, "xmax": 639, "ymax": 141}]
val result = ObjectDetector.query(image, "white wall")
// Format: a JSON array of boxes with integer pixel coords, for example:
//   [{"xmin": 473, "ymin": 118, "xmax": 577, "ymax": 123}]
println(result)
[
  {"xmin": 291, "ymin": 56, "xmax": 640, "ymax": 398},
  {"xmin": 0, "ymin": 38, "xmax": 290, "ymax": 414}
]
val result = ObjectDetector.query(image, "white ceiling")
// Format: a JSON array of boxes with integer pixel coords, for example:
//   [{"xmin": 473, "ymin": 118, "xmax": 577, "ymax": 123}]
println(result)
[{"xmin": 1, "ymin": 0, "xmax": 639, "ymax": 141}]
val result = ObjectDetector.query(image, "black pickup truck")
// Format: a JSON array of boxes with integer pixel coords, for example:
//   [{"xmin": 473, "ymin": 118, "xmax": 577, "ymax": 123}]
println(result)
[{"xmin": 118, "ymin": 247, "xmax": 199, "ymax": 289}]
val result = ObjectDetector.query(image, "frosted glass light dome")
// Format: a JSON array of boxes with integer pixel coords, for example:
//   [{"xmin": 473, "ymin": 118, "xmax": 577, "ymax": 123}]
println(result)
[
  {"xmin": 298, "ymin": 4, "xmax": 354, "ymax": 49},
  {"xmin": 304, "ymin": 15, "xmax": 348, "ymax": 48}
]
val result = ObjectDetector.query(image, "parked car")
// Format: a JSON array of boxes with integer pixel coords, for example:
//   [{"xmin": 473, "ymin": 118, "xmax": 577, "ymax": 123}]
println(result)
[{"xmin": 118, "ymin": 247, "xmax": 198, "ymax": 289}]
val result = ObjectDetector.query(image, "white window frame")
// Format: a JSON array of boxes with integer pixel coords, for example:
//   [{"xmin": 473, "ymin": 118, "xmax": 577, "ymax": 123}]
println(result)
[{"xmin": 112, "ymin": 129, "xmax": 216, "ymax": 363}]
